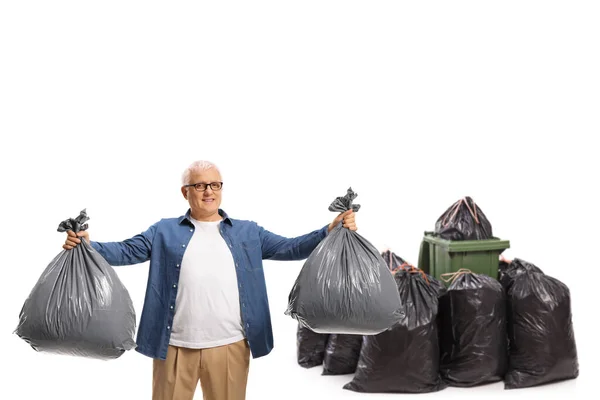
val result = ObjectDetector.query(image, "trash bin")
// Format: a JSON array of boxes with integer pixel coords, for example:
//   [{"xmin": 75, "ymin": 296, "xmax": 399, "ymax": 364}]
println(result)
[{"xmin": 417, "ymin": 232, "xmax": 510, "ymax": 282}]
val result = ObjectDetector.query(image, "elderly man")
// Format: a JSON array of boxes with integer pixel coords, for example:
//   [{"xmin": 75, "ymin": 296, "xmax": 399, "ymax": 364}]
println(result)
[{"xmin": 63, "ymin": 160, "xmax": 356, "ymax": 400}]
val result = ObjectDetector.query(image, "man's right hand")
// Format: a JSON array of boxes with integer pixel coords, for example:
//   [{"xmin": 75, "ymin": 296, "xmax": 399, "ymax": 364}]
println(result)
[{"xmin": 63, "ymin": 230, "xmax": 90, "ymax": 250}]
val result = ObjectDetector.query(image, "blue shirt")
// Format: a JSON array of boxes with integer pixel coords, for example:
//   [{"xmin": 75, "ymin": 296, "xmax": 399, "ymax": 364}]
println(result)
[{"xmin": 90, "ymin": 209, "xmax": 329, "ymax": 360}]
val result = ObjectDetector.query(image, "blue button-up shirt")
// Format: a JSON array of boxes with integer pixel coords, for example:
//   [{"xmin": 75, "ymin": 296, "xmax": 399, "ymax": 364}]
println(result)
[{"xmin": 90, "ymin": 209, "xmax": 329, "ymax": 360}]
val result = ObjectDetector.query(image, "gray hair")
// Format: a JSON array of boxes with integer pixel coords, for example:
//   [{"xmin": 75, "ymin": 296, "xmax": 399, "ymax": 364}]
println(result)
[{"xmin": 181, "ymin": 160, "xmax": 221, "ymax": 185}]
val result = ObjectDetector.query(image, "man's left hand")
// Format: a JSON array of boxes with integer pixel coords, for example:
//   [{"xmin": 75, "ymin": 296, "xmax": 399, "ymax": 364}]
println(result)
[{"xmin": 328, "ymin": 209, "xmax": 357, "ymax": 233}]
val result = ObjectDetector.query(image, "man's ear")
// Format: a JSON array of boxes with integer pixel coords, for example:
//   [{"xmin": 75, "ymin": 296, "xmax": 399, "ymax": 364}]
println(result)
[{"xmin": 181, "ymin": 186, "xmax": 188, "ymax": 200}]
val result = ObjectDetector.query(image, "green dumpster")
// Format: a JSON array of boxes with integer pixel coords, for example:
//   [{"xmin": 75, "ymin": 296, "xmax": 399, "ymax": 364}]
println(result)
[{"xmin": 417, "ymin": 231, "xmax": 510, "ymax": 282}]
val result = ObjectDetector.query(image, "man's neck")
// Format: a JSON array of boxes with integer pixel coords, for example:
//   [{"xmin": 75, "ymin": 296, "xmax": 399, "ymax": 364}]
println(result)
[{"xmin": 190, "ymin": 210, "xmax": 222, "ymax": 222}]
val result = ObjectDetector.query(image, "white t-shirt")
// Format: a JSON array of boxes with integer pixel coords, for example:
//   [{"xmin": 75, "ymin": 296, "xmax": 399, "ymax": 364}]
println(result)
[{"xmin": 169, "ymin": 218, "xmax": 245, "ymax": 348}]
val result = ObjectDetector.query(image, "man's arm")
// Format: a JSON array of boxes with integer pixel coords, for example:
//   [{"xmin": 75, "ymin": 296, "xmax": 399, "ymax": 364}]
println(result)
[
  {"xmin": 258, "ymin": 225, "xmax": 329, "ymax": 261},
  {"xmin": 63, "ymin": 223, "xmax": 158, "ymax": 266},
  {"xmin": 258, "ymin": 209, "xmax": 356, "ymax": 261},
  {"xmin": 89, "ymin": 223, "xmax": 158, "ymax": 266}
]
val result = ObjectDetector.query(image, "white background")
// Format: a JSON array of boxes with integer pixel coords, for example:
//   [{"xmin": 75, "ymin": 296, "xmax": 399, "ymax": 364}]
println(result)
[{"xmin": 1, "ymin": 1, "xmax": 598, "ymax": 399}]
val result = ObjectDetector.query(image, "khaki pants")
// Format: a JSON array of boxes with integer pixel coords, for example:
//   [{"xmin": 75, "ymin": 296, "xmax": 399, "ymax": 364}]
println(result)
[{"xmin": 152, "ymin": 340, "xmax": 251, "ymax": 400}]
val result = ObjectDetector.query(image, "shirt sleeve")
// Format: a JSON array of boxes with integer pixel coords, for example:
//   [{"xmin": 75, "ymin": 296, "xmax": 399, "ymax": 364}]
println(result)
[
  {"xmin": 258, "ymin": 224, "xmax": 329, "ymax": 261},
  {"xmin": 90, "ymin": 222, "xmax": 158, "ymax": 266}
]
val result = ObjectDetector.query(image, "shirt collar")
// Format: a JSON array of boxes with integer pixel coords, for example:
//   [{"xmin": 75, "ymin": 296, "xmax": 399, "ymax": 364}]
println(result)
[{"xmin": 178, "ymin": 209, "xmax": 233, "ymax": 226}]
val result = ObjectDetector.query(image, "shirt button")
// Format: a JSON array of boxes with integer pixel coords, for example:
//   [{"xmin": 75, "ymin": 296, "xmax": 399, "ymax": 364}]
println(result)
[
  {"xmin": 170, "ymin": 305, "xmax": 174, "ymax": 309},
  {"xmin": 229, "ymin": 244, "xmax": 232, "ymax": 248},
  {"xmin": 167, "ymin": 326, "xmax": 170, "ymax": 330},
  {"xmin": 190, "ymin": 229, "xmax": 193, "ymax": 232},
  {"xmin": 173, "ymin": 284, "xmax": 177, "ymax": 288},
  {"xmin": 176, "ymin": 264, "xmax": 180, "ymax": 268},
  {"xmin": 182, "ymin": 244, "xmax": 186, "ymax": 248}
]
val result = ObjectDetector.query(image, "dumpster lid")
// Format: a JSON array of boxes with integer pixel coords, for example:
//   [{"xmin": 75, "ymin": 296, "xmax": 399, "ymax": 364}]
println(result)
[{"xmin": 423, "ymin": 231, "xmax": 510, "ymax": 252}]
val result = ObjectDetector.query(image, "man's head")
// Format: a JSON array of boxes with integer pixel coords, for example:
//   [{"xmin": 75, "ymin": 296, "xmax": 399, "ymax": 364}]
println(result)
[{"xmin": 181, "ymin": 160, "xmax": 223, "ymax": 221}]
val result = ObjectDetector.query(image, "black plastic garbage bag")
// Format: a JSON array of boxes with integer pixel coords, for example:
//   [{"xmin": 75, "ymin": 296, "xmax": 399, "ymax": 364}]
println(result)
[
  {"xmin": 380, "ymin": 254, "xmax": 447, "ymax": 348},
  {"xmin": 434, "ymin": 197, "xmax": 493, "ymax": 241},
  {"xmin": 15, "ymin": 210, "xmax": 137, "ymax": 360},
  {"xmin": 286, "ymin": 188, "xmax": 401, "ymax": 334},
  {"xmin": 322, "ymin": 334, "xmax": 363, "ymax": 375},
  {"xmin": 381, "ymin": 249, "xmax": 407, "ymax": 271},
  {"xmin": 297, "ymin": 324, "xmax": 329, "ymax": 368},
  {"xmin": 499, "ymin": 259, "xmax": 511, "ymax": 281},
  {"xmin": 425, "ymin": 268, "xmax": 446, "ymax": 298},
  {"xmin": 390, "ymin": 257, "xmax": 446, "ymax": 298},
  {"xmin": 393, "ymin": 261, "xmax": 447, "ymax": 358},
  {"xmin": 504, "ymin": 268, "xmax": 578, "ymax": 389},
  {"xmin": 344, "ymin": 268, "xmax": 446, "ymax": 393},
  {"xmin": 438, "ymin": 270, "xmax": 507, "ymax": 387},
  {"xmin": 499, "ymin": 257, "xmax": 543, "ymax": 290}
]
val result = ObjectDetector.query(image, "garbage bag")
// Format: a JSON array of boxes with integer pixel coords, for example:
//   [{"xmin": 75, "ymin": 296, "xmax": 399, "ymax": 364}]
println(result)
[
  {"xmin": 322, "ymin": 334, "xmax": 363, "ymax": 375},
  {"xmin": 15, "ymin": 209, "xmax": 137, "ymax": 360},
  {"xmin": 438, "ymin": 270, "xmax": 507, "ymax": 387},
  {"xmin": 297, "ymin": 324, "xmax": 329, "ymax": 368},
  {"xmin": 285, "ymin": 188, "xmax": 402, "ymax": 334},
  {"xmin": 381, "ymin": 249, "xmax": 407, "ymax": 272},
  {"xmin": 425, "ymin": 268, "xmax": 446, "ymax": 298},
  {"xmin": 434, "ymin": 197, "xmax": 493, "ymax": 241},
  {"xmin": 499, "ymin": 257, "xmax": 543, "ymax": 290},
  {"xmin": 504, "ymin": 267, "xmax": 578, "ymax": 389},
  {"xmin": 393, "ymin": 261, "xmax": 447, "ymax": 357},
  {"xmin": 499, "ymin": 259, "xmax": 511, "ymax": 281},
  {"xmin": 389, "ymin": 256, "xmax": 446, "ymax": 298},
  {"xmin": 343, "ymin": 268, "xmax": 446, "ymax": 393}
]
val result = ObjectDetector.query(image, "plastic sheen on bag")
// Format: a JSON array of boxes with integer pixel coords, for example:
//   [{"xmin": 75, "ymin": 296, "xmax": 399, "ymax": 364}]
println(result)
[
  {"xmin": 285, "ymin": 188, "xmax": 402, "ymax": 335},
  {"xmin": 15, "ymin": 209, "xmax": 137, "ymax": 360}
]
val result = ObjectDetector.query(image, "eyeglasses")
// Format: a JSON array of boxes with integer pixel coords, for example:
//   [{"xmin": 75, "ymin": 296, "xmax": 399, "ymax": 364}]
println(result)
[{"xmin": 183, "ymin": 182, "xmax": 223, "ymax": 192}]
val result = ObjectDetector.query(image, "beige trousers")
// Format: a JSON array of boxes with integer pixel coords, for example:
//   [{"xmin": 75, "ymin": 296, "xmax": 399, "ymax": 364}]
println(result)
[{"xmin": 152, "ymin": 340, "xmax": 250, "ymax": 400}]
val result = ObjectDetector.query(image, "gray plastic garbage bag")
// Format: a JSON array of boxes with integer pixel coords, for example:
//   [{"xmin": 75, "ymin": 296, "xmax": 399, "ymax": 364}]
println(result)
[
  {"xmin": 285, "ymin": 188, "xmax": 402, "ymax": 335},
  {"xmin": 15, "ymin": 209, "xmax": 137, "ymax": 360}
]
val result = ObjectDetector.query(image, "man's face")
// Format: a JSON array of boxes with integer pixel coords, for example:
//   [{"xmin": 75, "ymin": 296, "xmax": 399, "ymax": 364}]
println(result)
[{"xmin": 181, "ymin": 168, "xmax": 223, "ymax": 220}]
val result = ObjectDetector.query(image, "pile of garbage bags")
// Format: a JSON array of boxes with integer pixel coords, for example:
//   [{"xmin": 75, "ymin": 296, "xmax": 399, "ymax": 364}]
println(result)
[{"xmin": 296, "ymin": 249, "xmax": 579, "ymax": 392}]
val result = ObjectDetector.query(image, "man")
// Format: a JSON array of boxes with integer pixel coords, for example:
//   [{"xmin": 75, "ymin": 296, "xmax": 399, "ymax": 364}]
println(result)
[{"xmin": 63, "ymin": 160, "xmax": 357, "ymax": 400}]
